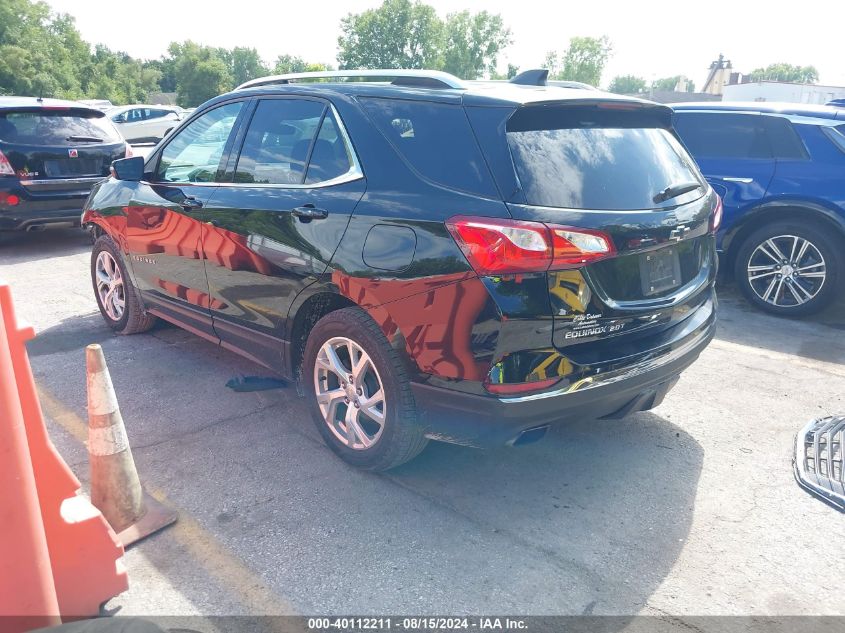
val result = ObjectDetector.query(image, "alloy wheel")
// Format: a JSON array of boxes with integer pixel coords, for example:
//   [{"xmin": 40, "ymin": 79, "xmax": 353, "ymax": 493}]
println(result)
[
  {"xmin": 313, "ymin": 336, "xmax": 386, "ymax": 450},
  {"xmin": 95, "ymin": 251, "xmax": 126, "ymax": 321},
  {"xmin": 746, "ymin": 235, "xmax": 826, "ymax": 308}
]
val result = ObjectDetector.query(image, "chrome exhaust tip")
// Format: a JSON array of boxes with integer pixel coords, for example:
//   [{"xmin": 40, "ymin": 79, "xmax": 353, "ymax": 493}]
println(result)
[{"xmin": 794, "ymin": 415, "xmax": 845, "ymax": 512}]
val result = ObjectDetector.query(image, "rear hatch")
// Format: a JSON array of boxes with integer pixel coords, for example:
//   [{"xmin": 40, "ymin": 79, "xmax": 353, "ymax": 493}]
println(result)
[
  {"xmin": 0, "ymin": 107, "xmax": 125, "ymax": 195},
  {"xmin": 470, "ymin": 100, "xmax": 717, "ymax": 354}
]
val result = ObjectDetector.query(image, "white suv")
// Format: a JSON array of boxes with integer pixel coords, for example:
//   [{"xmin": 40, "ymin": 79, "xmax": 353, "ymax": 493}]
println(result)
[{"xmin": 108, "ymin": 105, "xmax": 182, "ymax": 143}]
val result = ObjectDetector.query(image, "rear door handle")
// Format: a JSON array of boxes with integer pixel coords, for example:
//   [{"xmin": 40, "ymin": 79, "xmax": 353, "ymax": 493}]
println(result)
[
  {"xmin": 180, "ymin": 196, "xmax": 203, "ymax": 211},
  {"xmin": 292, "ymin": 205, "xmax": 328, "ymax": 220},
  {"xmin": 722, "ymin": 177, "xmax": 754, "ymax": 184}
]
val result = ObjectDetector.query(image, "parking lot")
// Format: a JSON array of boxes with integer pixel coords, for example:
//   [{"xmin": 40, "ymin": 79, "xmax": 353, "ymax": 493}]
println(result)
[{"xmin": 2, "ymin": 228, "xmax": 844, "ymax": 618}]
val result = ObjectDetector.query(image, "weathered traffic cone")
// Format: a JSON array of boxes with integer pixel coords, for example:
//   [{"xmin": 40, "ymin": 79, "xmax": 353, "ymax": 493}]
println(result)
[{"xmin": 86, "ymin": 344, "xmax": 176, "ymax": 547}]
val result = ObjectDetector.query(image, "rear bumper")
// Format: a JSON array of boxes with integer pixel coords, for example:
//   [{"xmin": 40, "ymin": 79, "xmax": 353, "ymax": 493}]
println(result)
[
  {"xmin": 0, "ymin": 181, "xmax": 92, "ymax": 231},
  {"xmin": 412, "ymin": 304, "xmax": 716, "ymax": 448}
]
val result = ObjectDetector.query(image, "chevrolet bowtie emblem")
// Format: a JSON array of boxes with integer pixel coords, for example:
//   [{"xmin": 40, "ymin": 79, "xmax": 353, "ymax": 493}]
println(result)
[{"xmin": 669, "ymin": 225, "xmax": 691, "ymax": 242}]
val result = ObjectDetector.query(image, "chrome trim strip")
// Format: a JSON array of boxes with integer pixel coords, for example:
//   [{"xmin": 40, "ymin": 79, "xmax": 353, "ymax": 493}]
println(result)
[
  {"xmin": 21, "ymin": 177, "xmax": 104, "ymax": 187},
  {"xmin": 499, "ymin": 318, "xmax": 713, "ymax": 404},
  {"xmin": 141, "ymin": 104, "xmax": 364, "ymax": 190}
]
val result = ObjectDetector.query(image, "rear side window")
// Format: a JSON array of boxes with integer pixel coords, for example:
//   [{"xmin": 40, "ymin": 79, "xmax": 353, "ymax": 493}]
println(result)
[
  {"xmin": 761, "ymin": 116, "xmax": 808, "ymax": 159},
  {"xmin": 0, "ymin": 110, "xmax": 121, "ymax": 145},
  {"xmin": 360, "ymin": 98, "xmax": 497, "ymax": 197},
  {"xmin": 674, "ymin": 112, "xmax": 771, "ymax": 159},
  {"xmin": 822, "ymin": 124, "xmax": 845, "ymax": 154},
  {"xmin": 234, "ymin": 98, "xmax": 326, "ymax": 185},
  {"xmin": 507, "ymin": 106, "xmax": 703, "ymax": 210}
]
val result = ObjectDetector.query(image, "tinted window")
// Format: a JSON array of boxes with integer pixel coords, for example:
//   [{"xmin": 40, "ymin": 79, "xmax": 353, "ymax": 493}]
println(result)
[
  {"xmin": 234, "ymin": 99, "xmax": 325, "ymax": 185},
  {"xmin": 157, "ymin": 101, "xmax": 242, "ymax": 183},
  {"xmin": 305, "ymin": 112, "xmax": 354, "ymax": 184},
  {"xmin": 761, "ymin": 116, "xmax": 807, "ymax": 159},
  {"xmin": 0, "ymin": 110, "xmax": 122, "ymax": 145},
  {"xmin": 822, "ymin": 124, "xmax": 845, "ymax": 154},
  {"xmin": 360, "ymin": 98, "xmax": 497, "ymax": 197},
  {"xmin": 506, "ymin": 108, "xmax": 703, "ymax": 210},
  {"xmin": 674, "ymin": 112, "xmax": 771, "ymax": 159}
]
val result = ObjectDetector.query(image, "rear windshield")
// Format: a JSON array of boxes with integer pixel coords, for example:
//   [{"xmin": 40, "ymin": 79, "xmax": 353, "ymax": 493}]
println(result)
[
  {"xmin": 506, "ymin": 106, "xmax": 703, "ymax": 210},
  {"xmin": 0, "ymin": 110, "xmax": 122, "ymax": 145}
]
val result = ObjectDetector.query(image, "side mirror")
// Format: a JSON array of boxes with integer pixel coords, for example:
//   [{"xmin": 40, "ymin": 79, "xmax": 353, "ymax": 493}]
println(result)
[
  {"xmin": 111, "ymin": 156, "xmax": 145, "ymax": 181},
  {"xmin": 112, "ymin": 114, "xmax": 126, "ymax": 123}
]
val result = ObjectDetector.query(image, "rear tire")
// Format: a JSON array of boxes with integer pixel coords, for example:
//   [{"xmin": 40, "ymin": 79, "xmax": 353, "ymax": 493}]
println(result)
[
  {"xmin": 302, "ymin": 307, "xmax": 428, "ymax": 471},
  {"xmin": 91, "ymin": 235, "xmax": 157, "ymax": 334},
  {"xmin": 734, "ymin": 220, "xmax": 841, "ymax": 317}
]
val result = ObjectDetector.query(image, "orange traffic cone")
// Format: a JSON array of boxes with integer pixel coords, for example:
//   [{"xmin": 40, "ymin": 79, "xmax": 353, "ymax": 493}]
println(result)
[{"xmin": 86, "ymin": 344, "xmax": 176, "ymax": 547}]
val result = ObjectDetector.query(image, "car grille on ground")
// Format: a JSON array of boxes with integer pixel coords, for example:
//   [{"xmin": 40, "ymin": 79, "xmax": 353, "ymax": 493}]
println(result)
[{"xmin": 794, "ymin": 415, "xmax": 845, "ymax": 512}]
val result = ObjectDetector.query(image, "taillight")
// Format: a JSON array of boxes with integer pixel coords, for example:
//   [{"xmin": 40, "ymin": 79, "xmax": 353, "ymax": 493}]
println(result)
[
  {"xmin": 446, "ymin": 215, "xmax": 615, "ymax": 275},
  {"xmin": 0, "ymin": 150, "xmax": 14, "ymax": 176},
  {"xmin": 125, "ymin": 144, "xmax": 134, "ymax": 158},
  {"xmin": 0, "ymin": 192, "xmax": 19, "ymax": 206},
  {"xmin": 710, "ymin": 195, "xmax": 723, "ymax": 233},
  {"xmin": 550, "ymin": 227, "xmax": 615, "ymax": 267}
]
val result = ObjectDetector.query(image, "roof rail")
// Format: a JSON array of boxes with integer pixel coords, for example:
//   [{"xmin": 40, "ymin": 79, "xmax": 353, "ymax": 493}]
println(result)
[{"xmin": 237, "ymin": 69, "xmax": 466, "ymax": 91}]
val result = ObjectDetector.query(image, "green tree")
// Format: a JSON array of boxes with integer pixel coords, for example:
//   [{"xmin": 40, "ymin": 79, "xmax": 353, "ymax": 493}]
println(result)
[
  {"xmin": 230, "ymin": 47, "xmax": 269, "ymax": 87},
  {"xmin": 748, "ymin": 63, "xmax": 818, "ymax": 83},
  {"xmin": 169, "ymin": 41, "xmax": 233, "ymax": 107},
  {"xmin": 544, "ymin": 36, "xmax": 612, "ymax": 87},
  {"xmin": 608, "ymin": 74, "xmax": 646, "ymax": 94},
  {"xmin": 273, "ymin": 55, "xmax": 333, "ymax": 75},
  {"xmin": 337, "ymin": 0, "xmax": 444, "ymax": 69},
  {"xmin": 441, "ymin": 10, "xmax": 511, "ymax": 79}
]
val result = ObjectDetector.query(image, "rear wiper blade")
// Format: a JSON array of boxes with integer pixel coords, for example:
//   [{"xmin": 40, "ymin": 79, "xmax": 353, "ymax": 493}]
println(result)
[
  {"xmin": 66, "ymin": 135, "xmax": 103, "ymax": 142},
  {"xmin": 653, "ymin": 181, "xmax": 702, "ymax": 204}
]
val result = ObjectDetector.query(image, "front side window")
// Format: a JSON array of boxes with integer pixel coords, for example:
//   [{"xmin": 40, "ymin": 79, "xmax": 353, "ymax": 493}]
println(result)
[
  {"xmin": 234, "ymin": 99, "xmax": 326, "ymax": 185},
  {"xmin": 674, "ymin": 112, "xmax": 771, "ymax": 159},
  {"xmin": 156, "ymin": 101, "xmax": 243, "ymax": 183}
]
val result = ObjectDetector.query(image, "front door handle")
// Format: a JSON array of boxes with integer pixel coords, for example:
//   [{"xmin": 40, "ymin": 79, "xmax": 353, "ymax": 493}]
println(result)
[
  {"xmin": 722, "ymin": 177, "xmax": 754, "ymax": 184},
  {"xmin": 180, "ymin": 196, "xmax": 203, "ymax": 211},
  {"xmin": 292, "ymin": 205, "xmax": 328, "ymax": 220}
]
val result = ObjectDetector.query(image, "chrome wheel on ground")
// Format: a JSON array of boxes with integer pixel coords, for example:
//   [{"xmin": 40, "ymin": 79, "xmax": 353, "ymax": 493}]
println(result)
[
  {"xmin": 303, "ymin": 307, "xmax": 427, "ymax": 470},
  {"xmin": 314, "ymin": 336, "xmax": 386, "ymax": 450},
  {"xmin": 735, "ymin": 220, "xmax": 841, "ymax": 317},
  {"xmin": 95, "ymin": 250, "xmax": 126, "ymax": 321},
  {"xmin": 746, "ymin": 235, "xmax": 826, "ymax": 308},
  {"xmin": 91, "ymin": 234, "xmax": 157, "ymax": 334}
]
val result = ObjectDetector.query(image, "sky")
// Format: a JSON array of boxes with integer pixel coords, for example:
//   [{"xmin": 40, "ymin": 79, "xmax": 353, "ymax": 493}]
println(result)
[{"xmin": 44, "ymin": 0, "xmax": 845, "ymax": 88}]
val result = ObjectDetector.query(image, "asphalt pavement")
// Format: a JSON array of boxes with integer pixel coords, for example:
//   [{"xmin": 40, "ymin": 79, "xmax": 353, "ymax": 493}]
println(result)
[{"xmin": 2, "ymin": 228, "xmax": 844, "ymax": 620}]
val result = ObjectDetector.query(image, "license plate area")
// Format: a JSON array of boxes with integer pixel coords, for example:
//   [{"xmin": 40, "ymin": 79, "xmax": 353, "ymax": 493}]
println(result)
[{"xmin": 640, "ymin": 247, "xmax": 682, "ymax": 296}]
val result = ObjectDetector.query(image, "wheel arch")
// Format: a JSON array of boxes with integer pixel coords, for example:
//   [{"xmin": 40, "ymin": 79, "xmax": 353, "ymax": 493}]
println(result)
[{"xmin": 723, "ymin": 200, "xmax": 845, "ymax": 273}]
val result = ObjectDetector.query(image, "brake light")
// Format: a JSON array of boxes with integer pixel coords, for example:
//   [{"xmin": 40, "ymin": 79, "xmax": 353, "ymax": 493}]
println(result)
[
  {"xmin": 0, "ymin": 192, "xmax": 19, "ymax": 206},
  {"xmin": 125, "ymin": 144, "xmax": 133, "ymax": 158},
  {"xmin": 710, "ymin": 195, "xmax": 723, "ymax": 233},
  {"xmin": 0, "ymin": 150, "xmax": 14, "ymax": 176},
  {"xmin": 446, "ymin": 216, "xmax": 615, "ymax": 275}
]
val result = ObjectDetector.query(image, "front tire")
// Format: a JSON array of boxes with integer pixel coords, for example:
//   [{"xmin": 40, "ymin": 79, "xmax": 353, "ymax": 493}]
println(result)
[
  {"xmin": 302, "ymin": 307, "xmax": 428, "ymax": 471},
  {"xmin": 91, "ymin": 235, "xmax": 157, "ymax": 334},
  {"xmin": 734, "ymin": 221, "xmax": 841, "ymax": 317}
]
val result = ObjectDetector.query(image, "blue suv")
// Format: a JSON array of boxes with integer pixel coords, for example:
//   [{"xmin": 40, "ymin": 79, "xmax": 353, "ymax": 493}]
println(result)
[{"xmin": 673, "ymin": 102, "xmax": 845, "ymax": 316}]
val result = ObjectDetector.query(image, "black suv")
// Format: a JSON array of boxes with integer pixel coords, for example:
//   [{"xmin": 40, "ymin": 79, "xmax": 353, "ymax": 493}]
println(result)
[
  {"xmin": 82, "ymin": 69, "xmax": 719, "ymax": 470},
  {"xmin": 0, "ymin": 97, "xmax": 128, "ymax": 235}
]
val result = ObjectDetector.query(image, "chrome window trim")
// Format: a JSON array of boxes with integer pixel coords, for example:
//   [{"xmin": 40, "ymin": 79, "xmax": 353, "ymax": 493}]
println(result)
[
  {"xmin": 144, "ymin": 102, "xmax": 364, "ymax": 190},
  {"xmin": 21, "ymin": 177, "xmax": 104, "ymax": 187}
]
